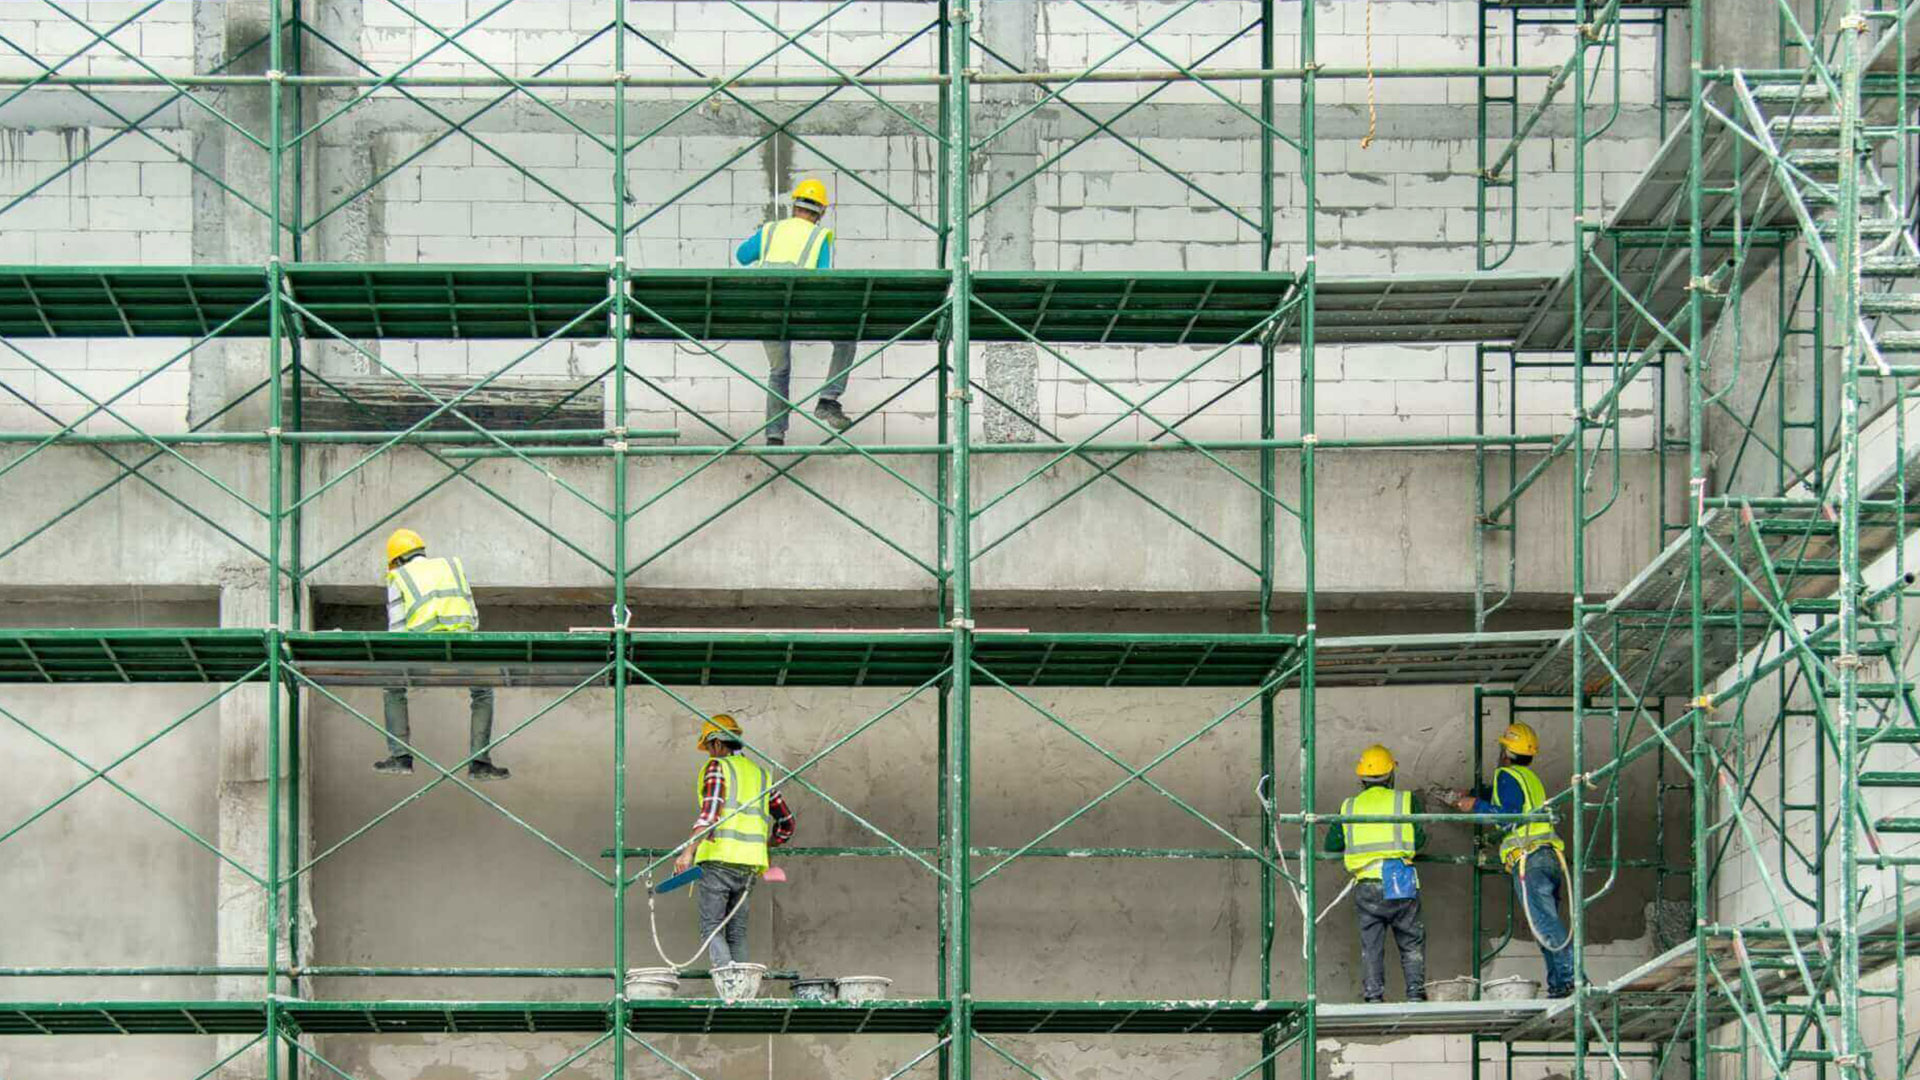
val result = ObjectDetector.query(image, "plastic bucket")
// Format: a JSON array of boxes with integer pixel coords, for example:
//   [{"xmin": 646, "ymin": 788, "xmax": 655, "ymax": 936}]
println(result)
[
  {"xmin": 835, "ymin": 975, "xmax": 892, "ymax": 1002},
  {"xmin": 792, "ymin": 978, "xmax": 838, "ymax": 1002},
  {"xmin": 1483, "ymin": 975, "xmax": 1540, "ymax": 1001},
  {"xmin": 625, "ymin": 967, "xmax": 680, "ymax": 1000},
  {"xmin": 713, "ymin": 962, "xmax": 767, "ymax": 1002},
  {"xmin": 1423, "ymin": 976, "xmax": 1478, "ymax": 1003}
]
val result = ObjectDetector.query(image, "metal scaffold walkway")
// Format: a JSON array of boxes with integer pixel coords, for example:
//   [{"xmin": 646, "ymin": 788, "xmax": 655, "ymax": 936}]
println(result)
[{"xmin": 0, "ymin": 1, "xmax": 1916, "ymax": 1080}]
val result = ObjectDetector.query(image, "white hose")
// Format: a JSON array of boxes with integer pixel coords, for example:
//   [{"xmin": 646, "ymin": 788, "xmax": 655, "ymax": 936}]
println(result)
[
  {"xmin": 1513, "ymin": 844, "xmax": 1575, "ymax": 952},
  {"xmin": 645, "ymin": 870, "xmax": 752, "ymax": 972}
]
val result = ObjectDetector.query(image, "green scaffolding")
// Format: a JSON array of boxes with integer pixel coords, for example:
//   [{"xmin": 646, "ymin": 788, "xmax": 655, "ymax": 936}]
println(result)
[{"xmin": 0, "ymin": 2, "xmax": 1914, "ymax": 1079}]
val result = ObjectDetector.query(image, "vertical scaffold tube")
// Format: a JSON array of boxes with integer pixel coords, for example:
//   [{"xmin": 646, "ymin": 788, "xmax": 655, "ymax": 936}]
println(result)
[
  {"xmin": 1297, "ymin": 0, "xmax": 1318, "ymax": 1075},
  {"xmin": 946, "ymin": 7, "xmax": 974, "ymax": 1077}
]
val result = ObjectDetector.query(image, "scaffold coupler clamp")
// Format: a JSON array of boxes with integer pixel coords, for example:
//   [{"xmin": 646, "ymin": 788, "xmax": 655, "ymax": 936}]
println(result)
[
  {"xmin": 1840, "ymin": 12, "xmax": 1869, "ymax": 31},
  {"xmin": 948, "ymin": 617, "xmax": 975, "ymax": 631},
  {"xmin": 1692, "ymin": 694, "xmax": 1714, "ymax": 714},
  {"xmin": 1832, "ymin": 652, "xmax": 1864, "ymax": 670}
]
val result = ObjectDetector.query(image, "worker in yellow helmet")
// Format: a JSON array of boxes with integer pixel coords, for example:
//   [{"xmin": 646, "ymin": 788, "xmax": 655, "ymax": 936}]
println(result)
[
  {"xmin": 735, "ymin": 178, "xmax": 855, "ymax": 446},
  {"xmin": 376, "ymin": 528, "xmax": 508, "ymax": 781},
  {"xmin": 1450, "ymin": 721, "xmax": 1571, "ymax": 997},
  {"xmin": 1324, "ymin": 744, "xmax": 1427, "ymax": 1003},
  {"xmin": 672, "ymin": 714, "xmax": 795, "ymax": 967}
]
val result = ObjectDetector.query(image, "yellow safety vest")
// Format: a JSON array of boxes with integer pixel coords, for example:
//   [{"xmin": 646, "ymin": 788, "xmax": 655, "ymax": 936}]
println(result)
[
  {"xmin": 694, "ymin": 755, "xmax": 772, "ymax": 869},
  {"xmin": 755, "ymin": 217, "xmax": 833, "ymax": 269},
  {"xmin": 1341, "ymin": 786, "xmax": 1416, "ymax": 881},
  {"xmin": 385, "ymin": 556, "xmax": 478, "ymax": 633},
  {"xmin": 1497, "ymin": 764, "xmax": 1564, "ymax": 866}
]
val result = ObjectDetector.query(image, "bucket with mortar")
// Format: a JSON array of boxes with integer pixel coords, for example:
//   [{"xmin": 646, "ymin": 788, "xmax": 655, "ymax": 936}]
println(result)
[
  {"xmin": 1423, "ymin": 976, "xmax": 1478, "ymax": 1002},
  {"xmin": 1483, "ymin": 975, "xmax": 1540, "ymax": 1001},
  {"xmin": 792, "ymin": 978, "xmax": 838, "ymax": 1002},
  {"xmin": 835, "ymin": 975, "xmax": 892, "ymax": 1002},
  {"xmin": 625, "ymin": 967, "xmax": 680, "ymax": 1000},
  {"xmin": 713, "ymin": 962, "xmax": 767, "ymax": 1002}
]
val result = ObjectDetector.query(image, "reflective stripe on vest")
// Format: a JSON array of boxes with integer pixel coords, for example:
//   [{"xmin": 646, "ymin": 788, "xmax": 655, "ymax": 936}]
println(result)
[
  {"xmin": 1497, "ymin": 764, "xmax": 1564, "ymax": 865},
  {"xmin": 386, "ymin": 556, "xmax": 478, "ymax": 634},
  {"xmin": 755, "ymin": 217, "xmax": 831, "ymax": 269},
  {"xmin": 695, "ymin": 755, "xmax": 772, "ymax": 870},
  {"xmin": 1341, "ymin": 787, "xmax": 1415, "ymax": 880}
]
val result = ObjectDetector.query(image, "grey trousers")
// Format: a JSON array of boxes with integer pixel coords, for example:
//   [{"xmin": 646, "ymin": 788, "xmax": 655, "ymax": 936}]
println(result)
[
  {"xmin": 383, "ymin": 686, "xmax": 496, "ymax": 761},
  {"xmin": 763, "ymin": 340, "xmax": 856, "ymax": 437},
  {"xmin": 1353, "ymin": 880, "xmax": 1427, "ymax": 1002},
  {"xmin": 696, "ymin": 860, "xmax": 756, "ymax": 967}
]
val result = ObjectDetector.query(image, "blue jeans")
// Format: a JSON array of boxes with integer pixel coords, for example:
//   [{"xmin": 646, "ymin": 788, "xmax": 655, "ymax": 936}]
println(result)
[
  {"xmin": 1513, "ymin": 847, "xmax": 1575, "ymax": 995},
  {"xmin": 762, "ymin": 340, "xmax": 855, "ymax": 437}
]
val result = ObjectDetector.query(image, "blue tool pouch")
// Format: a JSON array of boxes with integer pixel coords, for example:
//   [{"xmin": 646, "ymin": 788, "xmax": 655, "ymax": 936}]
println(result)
[{"xmin": 1379, "ymin": 858, "xmax": 1418, "ymax": 900}]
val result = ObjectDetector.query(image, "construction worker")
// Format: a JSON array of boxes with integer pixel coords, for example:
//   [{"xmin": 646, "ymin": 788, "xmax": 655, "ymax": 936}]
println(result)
[
  {"xmin": 735, "ymin": 178, "xmax": 855, "ymax": 446},
  {"xmin": 1450, "ymin": 722, "xmax": 1572, "ymax": 998},
  {"xmin": 375, "ymin": 528, "xmax": 509, "ymax": 782},
  {"xmin": 1324, "ymin": 744, "xmax": 1428, "ymax": 1003},
  {"xmin": 672, "ymin": 714, "xmax": 795, "ymax": 967}
]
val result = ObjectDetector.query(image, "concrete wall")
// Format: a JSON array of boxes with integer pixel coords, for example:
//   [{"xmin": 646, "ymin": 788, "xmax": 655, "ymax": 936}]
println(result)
[{"xmin": 0, "ymin": 443, "xmax": 1681, "ymax": 612}]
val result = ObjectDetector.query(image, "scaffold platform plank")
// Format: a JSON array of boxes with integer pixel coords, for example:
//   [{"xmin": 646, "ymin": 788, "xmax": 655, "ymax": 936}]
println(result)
[
  {"xmin": 1310, "ymin": 274, "xmax": 1560, "ymax": 345},
  {"xmin": 0, "ymin": 1001, "xmax": 268, "ymax": 1036},
  {"xmin": 1315, "ymin": 999, "xmax": 1549, "ymax": 1038},
  {"xmin": 0, "ymin": 266, "xmax": 1298, "ymax": 347},
  {"xmin": 0, "ymin": 628, "xmax": 273, "ymax": 684},
  {"xmin": 283, "ymin": 1000, "xmax": 613, "ymax": 1035},
  {"xmin": 972, "ymin": 271, "xmax": 1296, "ymax": 345},
  {"xmin": 0, "ymin": 267, "xmax": 269, "ymax": 338},
  {"xmin": 1517, "ymin": 84, "xmax": 1788, "ymax": 352},
  {"xmin": 971, "ymin": 1000, "xmax": 1300, "ymax": 1035},
  {"xmin": 1314, "ymin": 631, "xmax": 1563, "ymax": 687},
  {"xmin": 0, "ymin": 630, "xmax": 1301, "ymax": 689},
  {"xmin": 627, "ymin": 999, "xmax": 948, "ymax": 1035}
]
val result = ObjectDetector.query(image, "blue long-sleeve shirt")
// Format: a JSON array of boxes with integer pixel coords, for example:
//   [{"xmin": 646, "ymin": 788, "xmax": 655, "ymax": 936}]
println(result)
[
  {"xmin": 736, "ymin": 227, "xmax": 833, "ymax": 268},
  {"xmin": 1473, "ymin": 769, "xmax": 1528, "ymax": 816}
]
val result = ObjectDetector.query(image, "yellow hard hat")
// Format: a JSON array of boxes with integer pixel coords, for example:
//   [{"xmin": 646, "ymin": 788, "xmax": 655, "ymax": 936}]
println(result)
[
  {"xmin": 698, "ymin": 713, "xmax": 743, "ymax": 748},
  {"xmin": 385, "ymin": 528, "xmax": 425, "ymax": 567},
  {"xmin": 1498, "ymin": 722, "xmax": 1540, "ymax": 757},
  {"xmin": 792, "ymin": 178, "xmax": 829, "ymax": 211},
  {"xmin": 1355, "ymin": 744, "xmax": 1396, "ymax": 779}
]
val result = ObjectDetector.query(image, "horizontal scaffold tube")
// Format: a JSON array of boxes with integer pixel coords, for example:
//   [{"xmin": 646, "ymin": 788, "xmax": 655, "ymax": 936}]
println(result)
[{"xmin": 0, "ymin": 65, "xmax": 1562, "ymax": 90}]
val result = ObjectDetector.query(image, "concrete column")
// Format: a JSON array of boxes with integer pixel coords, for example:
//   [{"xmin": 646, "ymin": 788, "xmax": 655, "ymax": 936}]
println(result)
[
  {"xmin": 977, "ymin": 0, "xmax": 1040, "ymax": 443},
  {"xmin": 189, "ymin": 1, "xmax": 281, "ymax": 430},
  {"xmin": 1694, "ymin": 0, "xmax": 1790, "ymax": 493},
  {"xmin": 305, "ymin": 0, "xmax": 376, "ymax": 380},
  {"xmin": 215, "ymin": 571, "xmax": 309, "ymax": 1078}
]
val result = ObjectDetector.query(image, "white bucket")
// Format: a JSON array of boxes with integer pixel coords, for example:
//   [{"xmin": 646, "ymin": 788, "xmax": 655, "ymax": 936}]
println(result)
[
  {"xmin": 712, "ymin": 962, "xmax": 767, "ymax": 1002},
  {"xmin": 625, "ymin": 967, "xmax": 680, "ymax": 1000},
  {"xmin": 792, "ymin": 978, "xmax": 838, "ymax": 1002},
  {"xmin": 1423, "ymin": 976, "xmax": 1478, "ymax": 1003},
  {"xmin": 835, "ymin": 975, "xmax": 892, "ymax": 1002},
  {"xmin": 1483, "ymin": 975, "xmax": 1540, "ymax": 1001}
]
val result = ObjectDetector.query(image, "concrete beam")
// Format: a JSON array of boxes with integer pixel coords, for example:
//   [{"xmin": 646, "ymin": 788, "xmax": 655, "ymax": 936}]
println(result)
[{"xmin": 0, "ymin": 446, "xmax": 1679, "ymax": 610}]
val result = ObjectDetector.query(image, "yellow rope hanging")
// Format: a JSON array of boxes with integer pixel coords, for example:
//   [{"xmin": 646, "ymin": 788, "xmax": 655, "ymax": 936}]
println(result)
[{"xmin": 1360, "ymin": 0, "xmax": 1378, "ymax": 150}]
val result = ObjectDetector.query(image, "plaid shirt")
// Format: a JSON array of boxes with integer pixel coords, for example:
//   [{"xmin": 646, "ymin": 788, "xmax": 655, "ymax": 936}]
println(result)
[{"xmin": 693, "ymin": 757, "xmax": 795, "ymax": 846}]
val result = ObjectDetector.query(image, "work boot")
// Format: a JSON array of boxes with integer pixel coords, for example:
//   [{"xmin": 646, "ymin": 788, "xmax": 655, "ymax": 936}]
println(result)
[
  {"xmin": 469, "ymin": 760, "xmax": 512, "ymax": 782},
  {"xmin": 373, "ymin": 754, "xmax": 414, "ymax": 775},
  {"xmin": 814, "ymin": 398, "xmax": 852, "ymax": 432},
  {"xmin": 765, "ymin": 433, "xmax": 785, "ymax": 447}
]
